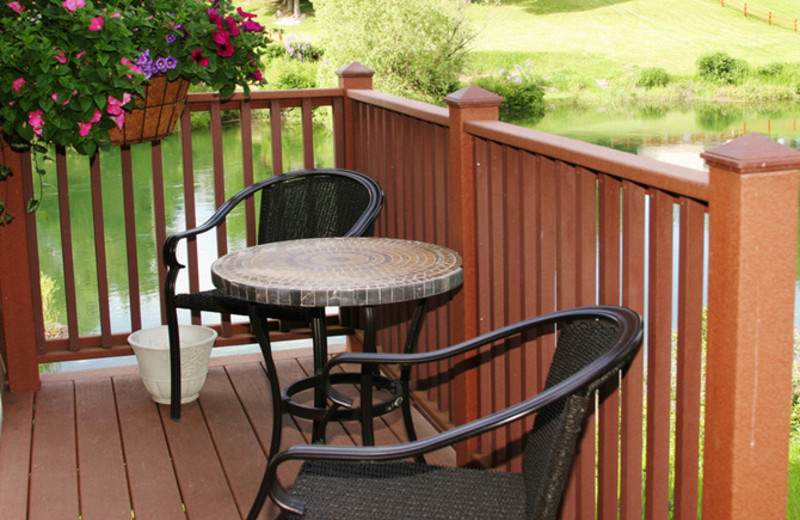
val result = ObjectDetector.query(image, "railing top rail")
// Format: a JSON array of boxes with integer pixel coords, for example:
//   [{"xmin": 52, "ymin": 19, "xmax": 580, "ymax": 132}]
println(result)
[
  {"xmin": 347, "ymin": 89, "xmax": 450, "ymax": 127},
  {"xmin": 186, "ymin": 87, "xmax": 345, "ymax": 110},
  {"xmin": 187, "ymin": 87, "xmax": 345, "ymax": 103},
  {"xmin": 467, "ymin": 119, "xmax": 710, "ymax": 202}
]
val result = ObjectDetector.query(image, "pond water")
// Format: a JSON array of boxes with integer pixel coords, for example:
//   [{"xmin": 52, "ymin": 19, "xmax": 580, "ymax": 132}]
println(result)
[
  {"xmin": 36, "ymin": 102, "xmax": 800, "ymax": 349},
  {"xmin": 524, "ymin": 102, "xmax": 800, "ymax": 328}
]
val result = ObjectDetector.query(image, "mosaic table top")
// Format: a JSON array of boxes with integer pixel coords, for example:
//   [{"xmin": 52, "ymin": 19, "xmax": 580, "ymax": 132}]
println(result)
[{"xmin": 211, "ymin": 237, "xmax": 463, "ymax": 307}]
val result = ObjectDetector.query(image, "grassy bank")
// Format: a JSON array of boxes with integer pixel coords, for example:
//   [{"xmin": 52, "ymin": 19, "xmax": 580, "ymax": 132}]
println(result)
[{"xmin": 463, "ymin": 0, "xmax": 800, "ymax": 104}]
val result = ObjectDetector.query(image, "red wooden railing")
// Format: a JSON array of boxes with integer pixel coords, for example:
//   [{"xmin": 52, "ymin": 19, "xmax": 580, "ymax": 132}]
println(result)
[{"xmin": 1, "ymin": 63, "xmax": 798, "ymax": 519}]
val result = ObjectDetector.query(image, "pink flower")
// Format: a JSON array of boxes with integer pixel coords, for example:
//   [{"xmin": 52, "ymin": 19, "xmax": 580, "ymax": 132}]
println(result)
[
  {"xmin": 50, "ymin": 90, "xmax": 76, "ymax": 105},
  {"xmin": 7, "ymin": 1, "xmax": 24, "ymax": 13},
  {"xmin": 121, "ymin": 57, "xmax": 143, "ymax": 77},
  {"xmin": 106, "ymin": 93, "xmax": 131, "ymax": 116},
  {"xmin": 28, "ymin": 110, "xmax": 44, "ymax": 136},
  {"xmin": 11, "ymin": 77, "xmax": 25, "ymax": 92},
  {"xmin": 212, "ymin": 29, "xmax": 235, "ymax": 57},
  {"xmin": 251, "ymin": 69, "xmax": 263, "ymax": 82},
  {"xmin": 225, "ymin": 16, "xmax": 240, "ymax": 36},
  {"xmin": 107, "ymin": 97, "xmax": 129, "ymax": 130},
  {"xmin": 53, "ymin": 49, "xmax": 67, "ymax": 64},
  {"xmin": 88, "ymin": 16, "xmax": 103, "ymax": 31},
  {"xmin": 206, "ymin": 8, "xmax": 223, "ymax": 25},
  {"xmin": 79, "ymin": 110, "xmax": 102, "ymax": 137},
  {"xmin": 237, "ymin": 7, "xmax": 257, "ymax": 19},
  {"xmin": 241, "ymin": 19, "xmax": 264, "ymax": 33},
  {"xmin": 190, "ymin": 49, "xmax": 209, "ymax": 67},
  {"xmin": 62, "ymin": 0, "xmax": 84, "ymax": 11}
]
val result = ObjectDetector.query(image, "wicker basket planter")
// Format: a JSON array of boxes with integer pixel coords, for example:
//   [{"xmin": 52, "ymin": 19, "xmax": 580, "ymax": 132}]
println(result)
[{"xmin": 108, "ymin": 75, "xmax": 190, "ymax": 146}]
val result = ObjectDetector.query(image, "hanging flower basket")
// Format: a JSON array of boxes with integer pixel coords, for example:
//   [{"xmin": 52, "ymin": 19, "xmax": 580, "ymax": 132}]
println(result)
[{"xmin": 107, "ymin": 75, "xmax": 191, "ymax": 146}]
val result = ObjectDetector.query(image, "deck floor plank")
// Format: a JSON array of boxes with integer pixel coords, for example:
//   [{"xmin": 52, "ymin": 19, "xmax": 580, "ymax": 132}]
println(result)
[
  {"xmin": 160, "ymin": 400, "xmax": 241, "ymax": 519},
  {"xmin": 0, "ymin": 351, "xmax": 453, "ymax": 519},
  {"xmin": 114, "ymin": 374, "xmax": 186, "ymax": 520},
  {"xmin": 29, "ymin": 380, "xmax": 80, "ymax": 520},
  {"xmin": 0, "ymin": 390, "xmax": 34, "ymax": 520},
  {"xmin": 200, "ymin": 366, "xmax": 270, "ymax": 518},
  {"xmin": 225, "ymin": 361, "xmax": 306, "ymax": 519},
  {"xmin": 75, "ymin": 378, "xmax": 133, "ymax": 520}
]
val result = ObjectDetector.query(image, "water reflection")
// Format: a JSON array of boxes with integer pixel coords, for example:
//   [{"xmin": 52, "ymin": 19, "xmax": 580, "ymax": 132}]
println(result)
[
  {"xmin": 37, "ymin": 115, "xmax": 336, "ymax": 337},
  {"xmin": 36, "ymin": 103, "xmax": 800, "ymax": 337}
]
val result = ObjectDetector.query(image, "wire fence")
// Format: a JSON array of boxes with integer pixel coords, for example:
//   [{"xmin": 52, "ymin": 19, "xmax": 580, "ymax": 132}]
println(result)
[{"xmin": 719, "ymin": 0, "xmax": 799, "ymax": 32}]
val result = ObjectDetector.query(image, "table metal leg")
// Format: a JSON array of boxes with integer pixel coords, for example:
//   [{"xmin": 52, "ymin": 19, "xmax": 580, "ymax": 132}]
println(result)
[
  {"xmin": 359, "ymin": 306, "xmax": 377, "ymax": 445},
  {"xmin": 402, "ymin": 299, "xmax": 427, "ymax": 463},
  {"xmin": 309, "ymin": 307, "xmax": 329, "ymax": 443}
]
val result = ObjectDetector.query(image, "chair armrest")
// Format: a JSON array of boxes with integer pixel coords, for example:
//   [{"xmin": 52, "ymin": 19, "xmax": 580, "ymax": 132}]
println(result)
[
  {"xmin": 322, "ymin": 307, "xmax": 587, "ymax": 407},
  {"xmin": 267, "ymin": 341, "xmax": 630, "ymax": 516},
  {"xmin": 162, "ymin": 176, "xmax": 279, "ymax": 271}
]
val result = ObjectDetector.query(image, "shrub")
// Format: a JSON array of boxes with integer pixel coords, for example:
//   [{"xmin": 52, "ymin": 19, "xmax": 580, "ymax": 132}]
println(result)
[
  {"xmin": 470, "ymin": 61, "xmax": 545, "ymax": 120},
  {"xmin": 697, "ymin": 51, "xmax": 749, "ymax": 85},
  {"xmin": 635, "ymin": 67, "xmax": 671, "ymax": 88},
  {"xmin": 263, "ymin": 59, "xmax": 318, "ymax": 90},
  {"xmin": 758, "ymin": 62, "xmax": 785, "ymax": 77},
  {"xmin": 313, "ymin": 0, "xmax": 475, "ymax": 102}
]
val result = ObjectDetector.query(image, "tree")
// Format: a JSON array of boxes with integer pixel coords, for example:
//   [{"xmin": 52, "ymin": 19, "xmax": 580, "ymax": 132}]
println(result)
[{"xmin": 313, "ymin": 0, "xmax": 475, "ymax": 102}]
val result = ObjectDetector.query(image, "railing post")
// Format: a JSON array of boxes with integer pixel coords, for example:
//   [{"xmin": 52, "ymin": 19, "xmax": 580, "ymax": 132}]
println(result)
[
  {"xmin": 336, "ymin": 62, "xmax": 374, "ymax": 170},
  {"xmin": 0, "ymin": 142, "xmax": 42, "ymax": 391},
  {"xmin": 701, "ymin": 133, "xmax": 800, "ymax": 519},
  {"xmin": 443, "ymin": 86, "xmax": 503, "ymax": 464}
]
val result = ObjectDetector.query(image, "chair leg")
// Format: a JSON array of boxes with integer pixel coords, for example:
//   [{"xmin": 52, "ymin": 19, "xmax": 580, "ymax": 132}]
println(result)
[
  {"xmin": 249, "ymin": 305, "xmax": 284, "ymax": 460},
  {"xmin": 166, "ymin": 311, "xmax": 182, "ymax": 420}
]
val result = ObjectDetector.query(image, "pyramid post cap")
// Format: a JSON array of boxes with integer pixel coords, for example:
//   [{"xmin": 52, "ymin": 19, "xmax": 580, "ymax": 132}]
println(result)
[
  {"xmin": 444, "ymin": 85, "xmax": 504, "ymax": 108},
  {"xmin": 336, "ymin": 62, "xmax": 376, "ymax": 78},
  {"xmin": 701, "ymin": 132, "xmax": 800, "ymax": 173}
]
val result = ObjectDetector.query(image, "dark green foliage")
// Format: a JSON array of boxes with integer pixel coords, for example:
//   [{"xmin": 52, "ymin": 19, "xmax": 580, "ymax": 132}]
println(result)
[
  {"xmin": 635, "ymin": 67, "xmax": 671, "ymax": 88},
  {"xmin": 758, "ymin": 62, "xmax": 784, "ymax": 77},
  {"xmin": 696, "ymin": 51, "xmax": 749, "ymax": 85},
  {"xmin": 470, "ymin": 65, "xmax": 545, "ymax": 121}
]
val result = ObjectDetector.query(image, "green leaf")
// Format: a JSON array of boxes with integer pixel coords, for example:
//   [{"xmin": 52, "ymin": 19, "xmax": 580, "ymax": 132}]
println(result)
[{"xmin": 26, "ymin": 197, "xmax": 41, "ymax": 214}]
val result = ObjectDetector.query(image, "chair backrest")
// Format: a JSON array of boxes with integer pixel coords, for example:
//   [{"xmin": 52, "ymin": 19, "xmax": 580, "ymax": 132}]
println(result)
[
  {"xmin": 256, "ymin": 169, "xmax": 383, "ymax": 245},
  {"xmin": 522, "ymin": 310, "xmax": 641, "ymax": 519}
]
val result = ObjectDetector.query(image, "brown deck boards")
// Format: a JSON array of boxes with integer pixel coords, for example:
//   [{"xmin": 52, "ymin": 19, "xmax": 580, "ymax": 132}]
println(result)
[{"xmin": 0, "ymin": 349, "xmax": 455, "ymax": 519}]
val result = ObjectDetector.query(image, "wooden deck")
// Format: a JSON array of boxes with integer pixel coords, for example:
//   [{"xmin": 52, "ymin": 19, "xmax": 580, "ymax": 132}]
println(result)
[{"xmin": 0, "ymin": 348, "xmax": 454, "ymax": 519}]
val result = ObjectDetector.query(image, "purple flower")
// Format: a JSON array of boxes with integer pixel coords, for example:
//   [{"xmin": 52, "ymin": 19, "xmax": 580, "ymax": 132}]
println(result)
[
  {"xmin": 166, "ymin": 33, "xmax": 177, "ymax": 44},
  {"xmin": 155, "ymin": 57, "xmax": 169, "ymax": 72},
  {"xmin": 164, "ymin": 56, "xmax": 178, "ymax": 69}
]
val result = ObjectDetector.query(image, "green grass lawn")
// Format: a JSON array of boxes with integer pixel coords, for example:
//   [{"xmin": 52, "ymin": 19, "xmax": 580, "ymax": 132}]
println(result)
[{"xmin": 464, "ymin": 0, "xmax": 800, "ymax": 76}]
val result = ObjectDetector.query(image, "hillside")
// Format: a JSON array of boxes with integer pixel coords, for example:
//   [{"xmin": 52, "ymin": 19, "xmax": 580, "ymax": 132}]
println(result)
[{"xmin": 465, "ymin": 0, "xmax": 800, "ymax": 76}]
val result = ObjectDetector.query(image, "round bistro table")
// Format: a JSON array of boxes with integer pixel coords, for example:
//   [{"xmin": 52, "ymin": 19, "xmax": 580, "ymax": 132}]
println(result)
[{"xmin": 211, "ymin": 237, "xmax": 463, "ymax": 451}]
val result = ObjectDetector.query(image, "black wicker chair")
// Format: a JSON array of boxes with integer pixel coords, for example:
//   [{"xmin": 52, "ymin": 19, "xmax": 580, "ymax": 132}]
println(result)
[
  {"xmin": 256, "ymin": 305, "xmax": 643, "ymax": 520},
  {"xmin": 163, "ymin": 168, "xmax": 384, "ymax": 420}
]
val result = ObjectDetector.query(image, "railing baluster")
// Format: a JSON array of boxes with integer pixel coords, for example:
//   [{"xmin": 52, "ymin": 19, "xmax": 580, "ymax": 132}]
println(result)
[
  {"xmin": 597, "ymin": 173, "xmax": 623, "ymax": 519},
  {"xmin": 120, "ymin": 146, "xmax": 141, "ymax": 332},
  {"xmin": 270, "ymin": 99, "xmax": 283, "ymax": 175},
  {"xmin": 56, "ymin": 146, "xmax": 80, "ymax": 351},
  {"xmin": 240, "ymin": 99, "xmax": 256, "ymax": 247},
  {"xmin": 90, "ymin": 153, "xmax": 112, "ymax": 347},
  {"xmin": 646, "ymin": 188, "xmax": 675, "ymax": 519},
  {"xmin": 620, "ymin": 180, "xmax": 647, "ymax": 518},
  {"xmin": 674, "ymin": 196, "xmax": 706, "ymax": 518}
]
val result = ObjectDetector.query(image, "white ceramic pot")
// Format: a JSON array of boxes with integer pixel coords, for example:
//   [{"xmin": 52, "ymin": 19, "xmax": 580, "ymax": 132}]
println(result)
[{"xmin": 128, "ymin": 325, "xmax": 217, "ymax": 404}]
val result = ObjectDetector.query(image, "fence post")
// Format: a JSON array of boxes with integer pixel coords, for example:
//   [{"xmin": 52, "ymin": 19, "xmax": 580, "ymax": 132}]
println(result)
[
  {"xmin": 443, "ymin": 85, "xmax": 503, "ymax": 464},
  {"xmin": 701, "ymin": 133, "xmax": 800, "ymax": 519},
  {"xmin": 0, "ymin": 142, "xmax": 42, "ymax": 392},
  {"xmin": 336, "ymin": 62, "xmax": 374, "ymax": 171}
]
